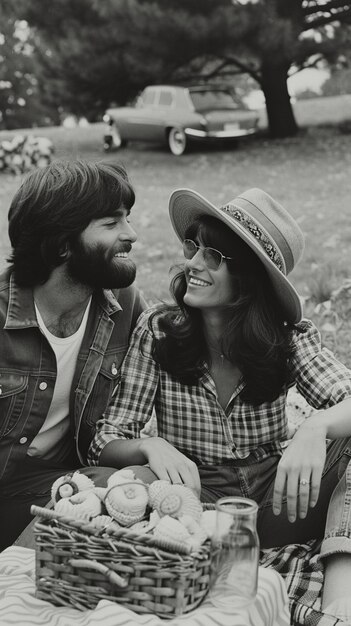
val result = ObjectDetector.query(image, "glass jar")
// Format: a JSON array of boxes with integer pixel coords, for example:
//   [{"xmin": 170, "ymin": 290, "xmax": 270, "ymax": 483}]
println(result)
[{"xmin": 208, "ymin": 496, "xmax": 259, "ymax": 610}]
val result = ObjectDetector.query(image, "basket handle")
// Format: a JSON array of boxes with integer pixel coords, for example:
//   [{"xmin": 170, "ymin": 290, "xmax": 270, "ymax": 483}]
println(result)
[{"xmin": 69, "ymin": 559, "xmax": 128, "ymax": 588}]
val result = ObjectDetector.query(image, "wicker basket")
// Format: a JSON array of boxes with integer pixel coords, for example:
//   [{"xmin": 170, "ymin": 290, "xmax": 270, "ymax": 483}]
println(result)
[{"xmin": 31, "ymin": 504, "xmax": 214, "ymax": 618}]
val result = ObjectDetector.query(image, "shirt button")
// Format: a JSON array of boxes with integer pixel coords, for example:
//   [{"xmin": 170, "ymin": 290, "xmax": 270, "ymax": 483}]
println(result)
[
  {"xmin": 19, "ymin": 437, "xmax": 28, "ymax": 444},
  {"xmin": 39, "ymin": 381, "xmax": 48, "ymax": 391}
]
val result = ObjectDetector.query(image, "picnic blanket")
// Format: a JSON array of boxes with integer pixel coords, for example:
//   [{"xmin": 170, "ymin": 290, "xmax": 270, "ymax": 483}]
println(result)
[
  {"xmin": 0, "ymin": 546, "xmax": 290, "ymax": 626},
  {"xmin": 0, "ymin": 543, "xmax": 349, "ymax": 624},
  {"xmin": 260, "ymin": 540, "xmax": 347, "ymax": 626}
]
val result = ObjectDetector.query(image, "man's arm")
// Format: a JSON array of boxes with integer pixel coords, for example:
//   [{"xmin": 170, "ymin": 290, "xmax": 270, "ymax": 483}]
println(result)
[
  {"xmin": 88, "ymin": 311, "xmax": 158, "ymax": 464},
  {"xmin": 88, "ymin": 309, "xmax": 201, "ymax": 494}
]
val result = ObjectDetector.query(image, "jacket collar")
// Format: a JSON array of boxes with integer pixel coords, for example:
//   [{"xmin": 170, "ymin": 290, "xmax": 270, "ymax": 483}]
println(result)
[
  {"xmin": 96, "ymin": 288, "xmax": 122, "ymax": 316},
  {"xmin": 4, "ymin": 273, "xmax": 38, "ymax": 329},
  {"xmin": 4, "ymin": 273, "xmax": 122, "ymax": 330}
]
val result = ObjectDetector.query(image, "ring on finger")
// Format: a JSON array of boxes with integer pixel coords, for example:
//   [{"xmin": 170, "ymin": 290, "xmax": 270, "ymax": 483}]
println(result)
[{"xmin": 299, "ymin": 478, "xmax": 310, "ymax": 487}]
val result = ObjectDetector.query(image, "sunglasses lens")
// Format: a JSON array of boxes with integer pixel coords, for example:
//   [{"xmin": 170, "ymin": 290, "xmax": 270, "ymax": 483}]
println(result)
[
  {"xmin": 183, "ymin": 239, "xmax": 197, "ymax": 259},
  {"xmin": 203, "ymin": 248, "xmax": 221, "ymax": 270},
  {"xmin": 183, "ymin": 240, "xmax": 224, "ymax": 270}
]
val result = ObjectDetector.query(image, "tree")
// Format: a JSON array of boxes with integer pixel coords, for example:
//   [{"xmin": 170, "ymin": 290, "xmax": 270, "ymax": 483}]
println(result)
[
  {"xmin": 0, "ymin": 4, "xmax": 60, "ymax": 130},
  {"xmin": 16, "ymin": 0, "xmax": 351, "ymax": 136}
]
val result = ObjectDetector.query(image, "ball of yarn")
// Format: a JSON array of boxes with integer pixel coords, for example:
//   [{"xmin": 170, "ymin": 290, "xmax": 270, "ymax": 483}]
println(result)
[
  {"xmin": 51, "ymin": 471, "xmax": 95, "ymax": 503},
  {"xmin": 104, "ymin": 471, "xmax": 149, "ymax": 526},
  {"xmin": 148, "ymin": 480, "xmax": 172, "ymax": 508},
  {"xmin": 90, "ymin": 515, "xmax": 120, "ymax": 532},
  {"xmin": 153, "ymin": 515, "xmax": 191, "ymax": 544},
  {"xmin": 54, "ymin": 490, "xmax": 102, "ymax": 520},
  {"xmin": 130, "ymin": 510, "xmax": 160, "ymax": 534},
  {"xmin": 151, "ymin": 483, "xmax": 203, "ymax": 522},
  {"xmin": 199, "ymin": 510, "xmax": 217, "ymax": 538}
]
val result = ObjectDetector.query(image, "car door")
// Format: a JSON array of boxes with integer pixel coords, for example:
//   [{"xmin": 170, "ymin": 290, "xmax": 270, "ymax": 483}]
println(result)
[
  {"xmin": 122, "ymin": 88, "xmax": 162, "ymax": 141},
  {"xmin": 120, "ymin": 88, "xmax": 157, "ymax": 140},
  {"xmin": 131, "ymin": 88, "xmax": 175, "ymax": 142}
]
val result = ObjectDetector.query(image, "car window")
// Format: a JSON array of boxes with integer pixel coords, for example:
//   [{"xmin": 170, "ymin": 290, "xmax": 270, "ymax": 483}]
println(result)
[
  {"xmin": 189, "ymin": 90, "xmax": 239, "ymax": 111},
  {"xmin": 141, "ymin": 89, "xmax": 157, "ymax": 106},
  {"xmin": 159, "ymin": 90, "xmax": 174, "ymax": 107}
]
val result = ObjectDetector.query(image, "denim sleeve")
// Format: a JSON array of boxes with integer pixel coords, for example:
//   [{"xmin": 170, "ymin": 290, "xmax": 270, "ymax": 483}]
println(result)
[
  {"xmin": 88, "ymin": 310, "xmax": 159, "ymax": 465},
  {"xmin": 289, "ymin": 319, "xmax": 351, "ymax": 409}
]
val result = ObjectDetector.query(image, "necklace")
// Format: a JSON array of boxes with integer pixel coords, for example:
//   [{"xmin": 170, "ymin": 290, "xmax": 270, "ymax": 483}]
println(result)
[{"xmin": 208, "ymin": 344, "xmax": 226, "ymax": 366}]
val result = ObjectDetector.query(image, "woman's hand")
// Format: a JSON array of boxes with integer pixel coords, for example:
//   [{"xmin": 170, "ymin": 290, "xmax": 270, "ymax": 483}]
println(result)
[
  {"xmin": 139, "ymin": 437, "xmax": 201, "ymax": 496},
  {"xmin": 273, "ymin": 416, "xmax": 327, "ymax": 522}
]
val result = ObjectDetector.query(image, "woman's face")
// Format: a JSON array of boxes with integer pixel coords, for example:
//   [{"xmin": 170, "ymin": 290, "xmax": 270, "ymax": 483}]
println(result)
[{"xmin": 183, "ymin": 236, "xmax": 237, "ymax": 312}]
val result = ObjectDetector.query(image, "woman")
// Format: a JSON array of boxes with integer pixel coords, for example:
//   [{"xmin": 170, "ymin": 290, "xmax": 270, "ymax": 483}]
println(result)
[{"xmin": 89, "ymin": 187, "xmax": 351, "ymax": 621}]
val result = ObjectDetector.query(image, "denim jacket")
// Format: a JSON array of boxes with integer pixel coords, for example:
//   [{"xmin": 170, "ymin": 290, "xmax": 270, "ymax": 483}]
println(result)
[{"xmin": 0, "ymin": 270, "xmax": 146, "ymax": 483}]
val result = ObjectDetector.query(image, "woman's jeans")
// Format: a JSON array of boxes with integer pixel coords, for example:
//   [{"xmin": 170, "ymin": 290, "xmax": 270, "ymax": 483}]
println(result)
[
  {"xmin": 131, "ymin": 437, "xmax": 351, "ymax": 557},
  {"xmin": 0, "ymin": 455, "xmax": 116, "ymax": 552}
]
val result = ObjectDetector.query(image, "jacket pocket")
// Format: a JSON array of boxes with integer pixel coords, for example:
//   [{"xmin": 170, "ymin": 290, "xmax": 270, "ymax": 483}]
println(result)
[
  {"xmin": 0, "ymin": 373, "xmax": 28, "ymax": 437},
  {"xmin": 84, "ymin": 352, "xmax": 123, "ymax": 428}
]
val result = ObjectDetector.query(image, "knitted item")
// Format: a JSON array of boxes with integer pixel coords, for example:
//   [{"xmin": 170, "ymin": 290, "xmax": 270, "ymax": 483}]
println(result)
[
  {"xmin": 90, "ymin": 515, "xmax": 120, "ymax": 532},
  {"xmin": 148, "ymin": 480, "xmax": 172, "ymax": 508},
  {"xmin": 131, "ymin": 510, "xmax": 161, "ymax": 534},
  {"xmin": 107, "ymin": 469, "xmax": 137, "ymax": 487},
  {"xmin": 51, "ymin": 472, "xmax": 95, "ymax": 503},
  {"xmin": 181, "ymin": 515, "xmax": 208, "ymax": 541},
  {"xmin": 94, "ymin": 486, "xmax": 108, "ymax": 501},
  {"xmin": 54, "ymin": 490, "xmax": 102, "ymax": 520},
  {"xmin": 153, "ymin": 516, "xmax": 192, "ymax": 544},
  {"xmin": 104, "ymin": 470, "xmax": 149, "ymax": 527},
  {"xmin": 150, "ymin": 482, "xmax": 203, "ymax": 522},
  {"xmin": 200, "ymin": 509, "xmax": 217, "ymax": 538}
]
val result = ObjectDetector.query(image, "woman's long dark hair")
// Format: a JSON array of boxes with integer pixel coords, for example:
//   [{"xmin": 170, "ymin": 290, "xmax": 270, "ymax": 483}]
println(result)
[{"xmin": 149, "ymin": 215, "xmax": 296, "ymax": 405}]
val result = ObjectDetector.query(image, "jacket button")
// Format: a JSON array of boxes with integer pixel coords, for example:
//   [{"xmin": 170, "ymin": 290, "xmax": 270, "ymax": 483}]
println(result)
[
  {"xmin": 19, "ymin": 437, "xmax": 28, "ymax": 444},
  {"xmin": 111, "ymin": 363, "xmax": 118, "ymax": 375},
  {"xmin": 39, "ymin": 381, "xmax": 48, "ymax": 391}
]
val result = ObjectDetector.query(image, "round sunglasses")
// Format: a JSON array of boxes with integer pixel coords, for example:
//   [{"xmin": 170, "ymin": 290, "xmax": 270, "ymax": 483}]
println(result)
[{"xmin": 182, "ymin": 239, "xmax": 233, "ymax": 271}]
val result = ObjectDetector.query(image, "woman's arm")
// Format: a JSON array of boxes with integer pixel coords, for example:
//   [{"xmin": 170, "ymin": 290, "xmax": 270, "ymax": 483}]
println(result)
[
  {"xmin": 89, "ymin": 310, "xmax": 201, "ymax": 494},
  {"xmin": 99, "ymin": 436, "xmax": 201, "ymax": 495},
  {"xmin": 273, "ymin": 398, "xmax": 351, "ymax": 522},
  {"xmin": 273, "ymin": 320, "xmax": 351, "ymax": 521}
]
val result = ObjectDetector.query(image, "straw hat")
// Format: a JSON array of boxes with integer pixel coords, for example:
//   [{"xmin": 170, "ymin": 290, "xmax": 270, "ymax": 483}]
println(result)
[{"xmin": 169, "ymin": 187, "xmax": 305, "ymax": 323}]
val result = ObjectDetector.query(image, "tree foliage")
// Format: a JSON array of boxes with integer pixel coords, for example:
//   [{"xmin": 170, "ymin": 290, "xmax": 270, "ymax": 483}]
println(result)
[
  {"xmin": 0, "ymin": 2, "xmax": 60, "ymax": 129},
  {"xmin": 13, "ymin": 0, "xmax": 351, "ymax": 135}
]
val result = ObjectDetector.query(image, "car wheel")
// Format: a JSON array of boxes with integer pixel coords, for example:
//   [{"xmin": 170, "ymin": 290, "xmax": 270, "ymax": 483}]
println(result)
[
  {"xmin": 104, "ymin": 123, "xmax": 127, "ymax": 151},
  {"xmin": 168, "ymin": 127, "xmax": 188, "ymax": 156}
]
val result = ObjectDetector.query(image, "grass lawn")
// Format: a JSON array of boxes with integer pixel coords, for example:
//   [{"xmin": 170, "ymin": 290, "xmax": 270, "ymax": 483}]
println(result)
[{"xmin": 1, "ymin": 96, "xmax": 351, "ymax": 362}]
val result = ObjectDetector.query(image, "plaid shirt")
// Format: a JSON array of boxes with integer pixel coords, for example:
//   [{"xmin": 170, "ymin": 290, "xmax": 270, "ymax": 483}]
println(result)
[{"xmin": 89, "ymin": 308, "xmax": 351, "ymax": 465}]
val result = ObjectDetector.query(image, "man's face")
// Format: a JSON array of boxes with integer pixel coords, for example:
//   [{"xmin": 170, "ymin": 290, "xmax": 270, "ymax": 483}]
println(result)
[{"xmin": 67, "ymin": 207, "xmax": 137, "ymax": 289}]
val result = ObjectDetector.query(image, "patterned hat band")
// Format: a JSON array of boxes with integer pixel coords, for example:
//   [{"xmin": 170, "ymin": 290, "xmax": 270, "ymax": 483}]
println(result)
[{"xmin": 220, "ymin": 203, "xmax": 286, "ymax": 274}]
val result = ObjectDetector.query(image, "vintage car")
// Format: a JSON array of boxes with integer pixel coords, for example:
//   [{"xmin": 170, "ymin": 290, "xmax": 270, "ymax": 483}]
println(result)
[{"xmin": 103, "ymin": 84, "xmax": 260, "ymax": 156}]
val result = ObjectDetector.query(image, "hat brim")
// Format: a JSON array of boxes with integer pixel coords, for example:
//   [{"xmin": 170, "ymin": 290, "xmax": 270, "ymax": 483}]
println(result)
[{"xmin": 169, "ymin": 188, "xmax": 302, "ymax": 324}]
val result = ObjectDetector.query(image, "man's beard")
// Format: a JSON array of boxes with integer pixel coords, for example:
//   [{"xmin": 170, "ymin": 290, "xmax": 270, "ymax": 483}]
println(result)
[{"xmin": 67, "ymin": 239, "xmax": 136, "ymax": 289}]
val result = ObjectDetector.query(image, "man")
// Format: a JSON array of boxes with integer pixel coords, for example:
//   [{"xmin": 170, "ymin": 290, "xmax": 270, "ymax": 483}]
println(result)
[{"xmin": 0, "ymin": 159, "xmax": 146, "ymax": 550}]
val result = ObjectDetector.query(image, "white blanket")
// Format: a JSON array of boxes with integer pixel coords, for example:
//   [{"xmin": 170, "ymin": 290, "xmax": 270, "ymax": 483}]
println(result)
[{"xmin": 0, "ymin": 547, "xmax": 290, "ymax": 626}]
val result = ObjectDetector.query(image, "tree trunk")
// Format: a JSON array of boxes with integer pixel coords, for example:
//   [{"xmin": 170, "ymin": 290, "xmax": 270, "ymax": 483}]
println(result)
[{"xmin": 261, "ymin": 61, "xmax": 299, "ymax": 138}]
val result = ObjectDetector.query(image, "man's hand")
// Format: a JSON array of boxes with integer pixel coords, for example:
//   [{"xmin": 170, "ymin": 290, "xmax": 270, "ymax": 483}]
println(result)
[
  {"xmin": 139, "ymin": 437, "xmax": 201, "ymax": 496},
  {"xmin": 273, "ymin": 417, "xmax": 327, "ymax": 522}
]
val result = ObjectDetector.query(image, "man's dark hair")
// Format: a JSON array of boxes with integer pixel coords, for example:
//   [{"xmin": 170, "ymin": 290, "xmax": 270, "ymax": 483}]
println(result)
[{"xmin": 7, "ymin": 159, "xmax": 135, "ymax": 286}]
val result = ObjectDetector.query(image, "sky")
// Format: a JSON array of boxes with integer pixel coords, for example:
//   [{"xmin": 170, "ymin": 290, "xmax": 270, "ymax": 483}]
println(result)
[{"xmin": 245, "ymin": 67, "xmax": 330, "ymax": 109}]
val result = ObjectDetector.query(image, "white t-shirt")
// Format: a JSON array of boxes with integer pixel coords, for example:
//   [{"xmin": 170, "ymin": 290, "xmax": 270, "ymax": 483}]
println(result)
[{"xmin": 27, "ymin": 299, "xmax": 91, "ymax": 459}]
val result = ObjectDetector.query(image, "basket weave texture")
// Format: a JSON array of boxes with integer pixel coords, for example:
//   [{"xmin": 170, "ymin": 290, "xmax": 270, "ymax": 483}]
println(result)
[{"xmin": 31, "ymin": 505, "xmax": 213, "ymax": 618}]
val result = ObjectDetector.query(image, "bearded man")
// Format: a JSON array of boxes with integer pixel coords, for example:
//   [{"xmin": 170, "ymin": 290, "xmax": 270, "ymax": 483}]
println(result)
[{"xmin": 0, "ymin": 160, "xmax": 146, "ymax": 550}]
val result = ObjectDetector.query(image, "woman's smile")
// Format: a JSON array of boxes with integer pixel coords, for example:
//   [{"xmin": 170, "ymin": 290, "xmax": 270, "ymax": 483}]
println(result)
[{"xmin": 187, "ymin": 275, "xmax": 212, "ymax": 288}]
